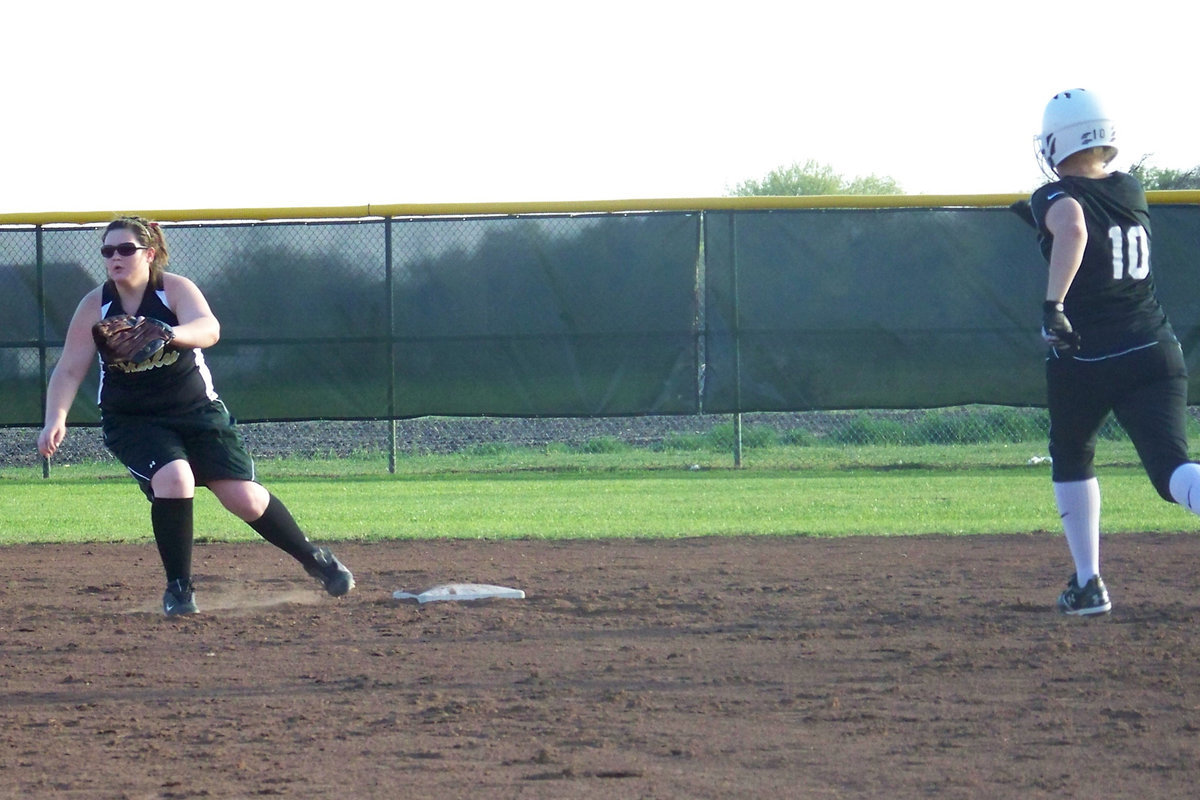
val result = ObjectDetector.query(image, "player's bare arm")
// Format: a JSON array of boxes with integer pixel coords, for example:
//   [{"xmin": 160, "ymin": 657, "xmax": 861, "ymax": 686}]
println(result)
[
  {"xmin": 37, "ymin": 289, "xmax": 102, "ymax": 457},
  {"xmin": 1043, "ymin": 195, "xmax": 1087, "ymax": 303},
  {"xmin": 163, "ymin": 273, "xmax": 220, "ymax": 349}
]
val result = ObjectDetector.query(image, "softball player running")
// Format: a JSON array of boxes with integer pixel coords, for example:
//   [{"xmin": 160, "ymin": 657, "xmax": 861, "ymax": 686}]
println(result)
[
  {"xmin": 1023, "ymin": 89, "xmax": 1200, "ymax": 616},
  {"xmin": 37, "ymin": 216, "xmax": 354, "ymax": 616}
]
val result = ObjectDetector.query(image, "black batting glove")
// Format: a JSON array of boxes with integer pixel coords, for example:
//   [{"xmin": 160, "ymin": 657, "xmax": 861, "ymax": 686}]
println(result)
[{"xmin": 1042, "ymin": 301, "xmax": 1081, "ymax": 354}]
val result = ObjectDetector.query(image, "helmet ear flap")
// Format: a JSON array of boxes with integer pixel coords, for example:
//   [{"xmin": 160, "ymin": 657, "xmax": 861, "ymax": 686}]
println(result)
[{"xmin": 1041, "ymin": 134, "xmax": 1057, "ymax": 167}]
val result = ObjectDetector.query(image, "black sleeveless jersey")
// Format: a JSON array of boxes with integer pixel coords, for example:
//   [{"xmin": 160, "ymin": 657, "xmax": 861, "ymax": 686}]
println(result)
[
  {"xmin": 97, "ymin": 277, "xmax": 218, "ymax": 415},
  {"xmin": 1029, "ymin": 171, "xmax": 1174, "ymax": 357}
]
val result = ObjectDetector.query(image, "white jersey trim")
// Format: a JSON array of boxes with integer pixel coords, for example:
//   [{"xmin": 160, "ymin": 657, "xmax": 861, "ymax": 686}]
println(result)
[
  {"xmin": 96, "ymin": 288, "xmax": 219, "ymax": 405},
  {"xmin": 1048, "ymin": 340, "xmax": 1160, "ymax": 363}
]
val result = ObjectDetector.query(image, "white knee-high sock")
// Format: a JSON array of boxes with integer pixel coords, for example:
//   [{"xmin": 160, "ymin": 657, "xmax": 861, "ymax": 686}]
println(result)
[
  {"xmin": 1053, "ymin": 478, "xmax": 1101, "ymax": 584},
  {"xmin": 1169, "ymin": 463, "xmax": 1200, "ymax": 515}
]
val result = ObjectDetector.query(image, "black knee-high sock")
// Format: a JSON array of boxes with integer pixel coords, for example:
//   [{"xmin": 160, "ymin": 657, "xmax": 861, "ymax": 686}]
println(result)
[
  {"xmin": 247, "ymin": 494, "xmax": 317, "ymax": 565},
  {"xmin": 151, "ymin": 497, "xmax": 194, "ymax": 584}
]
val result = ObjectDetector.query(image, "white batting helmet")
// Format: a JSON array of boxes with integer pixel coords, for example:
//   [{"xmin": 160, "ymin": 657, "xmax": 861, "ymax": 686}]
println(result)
[{"xmin": 1039, "ymin": 88, "xmax": 1117, "ymax": 170}]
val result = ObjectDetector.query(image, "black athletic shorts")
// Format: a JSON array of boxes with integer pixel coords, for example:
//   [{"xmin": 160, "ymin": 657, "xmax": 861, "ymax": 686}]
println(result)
[
  {"xmin": 1046, "ymin": 340, "xmax": 1189, "ymax": 497},
  {"xmin": 101, "ymin": 399, "xmax": 256, "ymax": 501}
]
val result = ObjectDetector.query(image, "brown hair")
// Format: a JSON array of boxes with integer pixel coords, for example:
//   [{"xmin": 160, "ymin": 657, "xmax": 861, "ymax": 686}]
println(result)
[
  {"xmin": 1058, "ymin": 145, "xmax": 1118, "ymax": 172},
  {"xmin": 103, "ymin": 216, "xmax": 170, "ymax": 283}
]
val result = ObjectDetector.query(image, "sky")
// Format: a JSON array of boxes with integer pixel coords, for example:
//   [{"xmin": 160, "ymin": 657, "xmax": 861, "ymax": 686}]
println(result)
[{"xmin": 3, "ymin": 0, "xmax": 1198, "ymax": 215}]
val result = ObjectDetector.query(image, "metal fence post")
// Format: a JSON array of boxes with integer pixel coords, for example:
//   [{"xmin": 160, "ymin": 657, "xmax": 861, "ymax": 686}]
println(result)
[
  {"xmin": 35, "ymin": 226, "xmax": 50, "ymax": 478},
  {"xmin": 385, "ymin": 217, "xmax": 397, "ymax": 474},
  {"xmin": 730, "ymin": 214, "xmax": 743, "ymax": 468}
]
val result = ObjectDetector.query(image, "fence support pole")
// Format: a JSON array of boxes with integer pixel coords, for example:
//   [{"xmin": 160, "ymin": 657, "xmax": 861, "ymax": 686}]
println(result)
[
  {"xmin": 385, "ymin": 218, "xmax": 397, "ymax": 474},
  {"xmin": 730, "ymin": 215, "xmax": 744, "ymax": 468},
  {"xmin": 733, "ymin": 412, "xmax": 743, "ymax": 468},
  {"xmin": 35, "ymin": 226, "xmax": 50, "ymax": 478}
]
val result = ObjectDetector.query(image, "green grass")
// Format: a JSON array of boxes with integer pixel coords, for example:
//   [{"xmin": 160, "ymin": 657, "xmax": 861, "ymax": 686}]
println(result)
[{"xmin": 3, "ymin": 439, "xmax": 1198, "ymax": 544}]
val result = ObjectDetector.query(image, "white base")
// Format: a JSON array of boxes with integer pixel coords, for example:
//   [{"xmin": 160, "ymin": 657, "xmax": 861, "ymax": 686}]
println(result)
[{"xmin": 393, "ymin": 583, "xmax": 526, "ymax": 604}]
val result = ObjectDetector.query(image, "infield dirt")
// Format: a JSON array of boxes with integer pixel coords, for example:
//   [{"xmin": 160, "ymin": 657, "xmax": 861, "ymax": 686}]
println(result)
[{"xmin": 2, "ymin": 533, "xmax": 1198, "ymax": 799}]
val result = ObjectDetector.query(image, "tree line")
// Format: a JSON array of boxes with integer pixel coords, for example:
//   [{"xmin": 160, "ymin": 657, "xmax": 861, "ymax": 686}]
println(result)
[{"xmin": 731, "ymin": 157, "xmax": 1200, "ymax": 196}]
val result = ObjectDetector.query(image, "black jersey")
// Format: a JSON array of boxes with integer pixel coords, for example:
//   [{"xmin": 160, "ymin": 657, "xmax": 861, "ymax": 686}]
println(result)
[
  {"xmin": 1029, "ymin": 171, "xmax": 1174, "ymax": 357},
  {"xmin": 97, "ymin": 277, "xmax": 218, "ymax": 415}
]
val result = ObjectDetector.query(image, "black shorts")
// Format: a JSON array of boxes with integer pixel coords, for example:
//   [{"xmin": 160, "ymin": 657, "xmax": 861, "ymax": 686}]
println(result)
[
  {"xmin": 1046, "ymin": 340, "xmax": 1189, "ymax": 498},
  {"xmin": 102, "ymin": 400, "xmax": 256, "ymax": 501}
]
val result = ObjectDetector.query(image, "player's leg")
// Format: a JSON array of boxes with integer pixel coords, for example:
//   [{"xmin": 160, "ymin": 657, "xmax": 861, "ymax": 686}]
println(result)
[
  {"xmin": 1112, "ymin": 343, "xmax": 1196, "ymax": 508},
  {"xmin": 183, "ymin": 402, "xmax": 354, "ymax": 596},
  {"xmin": 149, "ymin": 460, "xmax": 199, "ymax": 613},
  {"xmin": 207, "ymin": 479, "xmax": 355, "ymax": 596},
  {"xmin": 1168, "ymin": 462, "xmax": 1200, "ymax": 512},
  {"xmin": 102, "ymin": 415, "xmax": 199, "ymax": 615},
  {"xmin": 1046, "ymin": 356, "xmax": 1112, "ymax": 614},
  {"xmin": 206, "ymin": 478, "xmax": 310, "ymax": 556},
  {"xmin": 1052, "ymin": 478, "xmax": 1100, "ymax": 583}
]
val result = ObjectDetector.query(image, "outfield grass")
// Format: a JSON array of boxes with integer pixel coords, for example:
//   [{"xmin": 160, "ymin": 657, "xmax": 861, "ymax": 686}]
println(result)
[{"xmin": 3, "ymin": 440, "xmax": 1197, "ymax": 544}]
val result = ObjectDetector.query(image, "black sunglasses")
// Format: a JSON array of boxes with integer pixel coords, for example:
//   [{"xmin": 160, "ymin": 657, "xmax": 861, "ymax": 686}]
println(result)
[{"xmin": 100, "ymin": 243, "xmax": 149, "ymax": 258}]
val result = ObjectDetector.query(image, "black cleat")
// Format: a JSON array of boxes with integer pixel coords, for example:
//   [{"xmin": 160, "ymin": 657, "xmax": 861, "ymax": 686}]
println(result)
[
  {"xmin": 305, "ymin": 547, "xmax": 355, "ymax": 597},
  {"xmin": 1057, "ymin": 573, "xmax": 1111, "ymax": 616},
  {"xmin": 163, "ymin": 578, "xmax": 199, "ymax": 617}
]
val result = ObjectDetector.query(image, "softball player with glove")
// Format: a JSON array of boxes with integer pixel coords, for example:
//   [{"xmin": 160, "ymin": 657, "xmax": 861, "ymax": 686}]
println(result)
[
  {"xmin": 37, "ymin": 216, "xmax": 354, "ymax": 616},
  {"xmin": 1023, "ymin": 89, "xmax": 1200, "ymax": 616}
]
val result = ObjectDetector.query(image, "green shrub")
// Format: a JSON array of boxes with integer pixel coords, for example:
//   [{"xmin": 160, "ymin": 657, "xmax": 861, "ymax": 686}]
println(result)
[
  {"xmin": 705, "ymin": 422, "xmax": 778, "ymax": 451},
  {"xmin": 909, "ymin": 408, "xmax": 1048, "ymax": 445},
  {"xmin": 465, "ymin": 441, "xmax": 523, "ymax": 456},
  {"xmin": 987, "ymin": 407, "xmax": 1049, "ymax": 442},
  {"xmin": 1098, "ymin": 416, "xmax": 1129, "ymax": 441},
  {"xmin": 779, "ymin": 427, "xmax": 818, "ymax": 446},
  {"xmin": 656, "ymin": 432, "xmax": 708, "ymax": 452},
  {"xmin": 828, "ymin": 414, "xmax": 909, "ymax": 446},
  {"xmin": 575, "ymin": 436, "xmax": 632, "ymax": 454},
  {"xmin": 1189, "ymin": 413, "xmax": 1200, "ymax": 438}
]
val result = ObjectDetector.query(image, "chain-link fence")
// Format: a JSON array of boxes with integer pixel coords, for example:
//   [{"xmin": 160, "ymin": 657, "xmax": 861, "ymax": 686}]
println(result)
[
  {"xmin": 7, "ymin": 405, "xmax": 1194, "ymax": 472},
  {"xmin": 4, "ymin": 195, "xmax": 1200, "ymax": 469}
]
